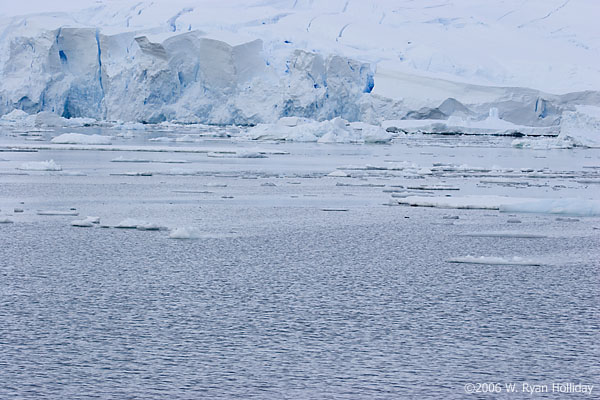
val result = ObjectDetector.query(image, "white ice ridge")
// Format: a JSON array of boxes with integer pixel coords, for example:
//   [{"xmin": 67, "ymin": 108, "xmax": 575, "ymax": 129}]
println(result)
[
  {"xmin": 2, "ymin": 0, "xmax": 598, "ymax": 127},
  {"xmin": 17, "ymin": 160, "xmax": 62, "ymax": 171},
  {"xmin": 396, "ymin": 196, "xmax": 600, "ymax": 216},
  {"xmin": 51, "ymin": 133, "xmax": 113, "ymax": 145},
  {"xmin": 447, "ymin": 256, "xmax": 542, "ymax": 266}
]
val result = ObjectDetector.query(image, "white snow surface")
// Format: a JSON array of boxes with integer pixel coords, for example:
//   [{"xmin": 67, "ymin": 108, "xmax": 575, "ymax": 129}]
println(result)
[{"xmin": 1, "ymin": 0, "xmax": 599, "ymax": 127}]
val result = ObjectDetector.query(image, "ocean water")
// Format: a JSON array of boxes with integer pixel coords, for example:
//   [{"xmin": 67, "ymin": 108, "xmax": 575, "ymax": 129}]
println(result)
[{"xmin": 1, "ymin": 131, "xmax": 599, "ymax": 398}]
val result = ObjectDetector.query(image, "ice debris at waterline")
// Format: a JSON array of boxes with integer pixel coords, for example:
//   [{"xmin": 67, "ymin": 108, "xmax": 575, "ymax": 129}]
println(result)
[
  {"xmin": 246, "ymin": 118, "xmax": 392, "ymax": 143},
  {"xmin": 447, "ymin": 256, "xmax": 542, "ymax": 266}
]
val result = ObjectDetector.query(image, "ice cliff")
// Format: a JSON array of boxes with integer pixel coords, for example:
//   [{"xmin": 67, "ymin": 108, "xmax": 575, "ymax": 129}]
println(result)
[{"xmin": 1, "ymin": 0, "xmax": 599, "ymax": 127}]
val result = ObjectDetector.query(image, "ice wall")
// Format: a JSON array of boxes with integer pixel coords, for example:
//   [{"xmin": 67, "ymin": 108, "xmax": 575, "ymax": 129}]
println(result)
[{"xmin": 0, "ymin": 28, "xmax": 376, "ymax": 124}]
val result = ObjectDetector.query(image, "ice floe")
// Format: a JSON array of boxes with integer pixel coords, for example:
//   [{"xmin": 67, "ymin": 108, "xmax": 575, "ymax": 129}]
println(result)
[
  {"xmin": 447, "ymin": 256, "xmax": 542, "ymax": 266},
  {"xmin": 37, "ymin": 210, "xmax": 79, "ymax": 216},
  {"xmin": 114, "ymin": 218, "xmax": 161, "ymax": 229},
  {"xmin": 0, "ymin": 217, "xmax": 14, "ymax": 223},
  {"xmin": 396, "ymin": 195, "xmax": 600, "ymax": 216},
  {"xmin": 71, "ymin": 216, "xmax": 100, "ymax": 227},
  {"xmin": 51, "ymin": 133, "xmax": 113, "ymax": 145}
]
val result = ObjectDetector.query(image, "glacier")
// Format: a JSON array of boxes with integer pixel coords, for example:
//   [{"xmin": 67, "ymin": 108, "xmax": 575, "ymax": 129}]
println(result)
[{"xmin": 0, "ymin": 0, "xmax": 599, "ymax": 134}]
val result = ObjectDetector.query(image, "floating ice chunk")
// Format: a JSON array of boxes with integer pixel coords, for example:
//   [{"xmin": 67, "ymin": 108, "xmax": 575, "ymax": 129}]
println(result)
[
  {"xmin": 136, "ymin": 222, "xmax": 163, "ymax": 231},
  {"xmin": 321, "ymin": 208, "xmax": 349, "ymax": 212},
  {"xmin": 507, "ymin": 219, "xmax": 522, "ymax": 223},
  {"xmin": 169, "ymin": 227, "xmax": 202, "ymax": 239},
  {"xmin": 14, "ymin": 208, "xmax": 23, "ymax": 213},
  {"xmin": 407, "ymin": 185, "xmax": 460, "ymax": 191},
  {"xmin": 51, "ymin": 133, "xmax": 113, "ymax": 145},
  {"xmin": 17, "ymin": 160, "xmax": 62, "ymax": 171},
  {"xmin": 0, "ymin": 217, "xmax": 14, "ymax": 223},
  {"xmin": 396, "ymin": 195, "xmax": 527, "ymax": 210},
  {"xmin": 328, "ymin": 170, "xmax": 350, "ymax": 177},
  {"xmin": 236, "ymin": 150, "xmax": 268, "ymax": 158},
  {"xmin": 115, "ymin": 218, "xmax": 149, "ymax": 229},
  {"xmin": 37, "ymin": 210, "xmax": 79, "ymax": 216},
  {"xmin": 556, "ymin": 217, "xmax": 580, "ymax": 222},
  {"xmin": 447, "ymin": 256, "xmax": 542, "ymax": 266},
  {"xmin": 149, "ymin": 137, "xmax": 173, "ymax": 142},
  {"xmin": 71, "ymin": 216, "xmax": 99, "ymax": 227}
]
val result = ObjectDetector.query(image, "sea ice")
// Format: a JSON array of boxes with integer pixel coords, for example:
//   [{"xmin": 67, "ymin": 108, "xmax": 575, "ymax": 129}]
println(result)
[
  {"xmin": 51, "ymin": 133, "xmax": 113, "ymax": 145},
  {"xmin": 37, "ymin": 210, "xmax": 79, "ymax": 216},
  {"xmin": 447, "ymin": 256, "xmax": 542, "ymax": 266},
  {"xmin": 71, "ymin": 216, "xmax": 100, "ymax": 227}
]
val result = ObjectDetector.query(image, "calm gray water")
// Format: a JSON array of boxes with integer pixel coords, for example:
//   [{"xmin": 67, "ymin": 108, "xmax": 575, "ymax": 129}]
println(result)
[
  {"xmin": 1, "ymin": 135, "xmax": 599, "ymax": 398},
  {"xmin": 1, "ymin": 208, "xmax": 599, "ymax": 399}
]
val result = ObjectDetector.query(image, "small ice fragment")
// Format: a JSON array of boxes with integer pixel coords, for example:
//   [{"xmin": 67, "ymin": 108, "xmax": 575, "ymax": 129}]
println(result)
[
  {"xmin": 328, "ymin": 170, "xmax": 350, "ymax": 177},
  {"xmin": 136, "ymin": 222, "xmax": 162, "ymax": 231},
  {"xmin": 37, "ymin": 210, "xmax": 79, "ymax": 216},
  {"xmin": 261, "ymin": 182, "xmax": 277, "ymax": 187},
  {"xmin": 443, "ymin": 215, "xmax": 459, "ymax": 220},
  {"xmin": 14, "ymin": 208, "xmax": 23, "ymax": 213},
  {"xmin": 51, "ymin": 133, "xmax": 112, "ymax": 145},
  {"xmin": 507, "ymin": 219, "xmax": 522, "ymax": 223},
  {"xmin": 71, "ymin": 216, "xmax": 100, "ymax": 227},
  {"xmin": 0, "ymin": 218, "xmax": 14, "ymax": 223},
  {"xmin": 321, "ymin": 208, "xmax": 349, "ymax": 212},
  {"xmin": 115, "ymin": 218, "xmax": 148, "ymax": 229}
]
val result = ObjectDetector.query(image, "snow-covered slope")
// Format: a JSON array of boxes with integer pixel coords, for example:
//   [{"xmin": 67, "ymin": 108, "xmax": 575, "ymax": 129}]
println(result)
[{"xmin": 1, "ymin": 0, "xmax": 599, "ymax": 126}]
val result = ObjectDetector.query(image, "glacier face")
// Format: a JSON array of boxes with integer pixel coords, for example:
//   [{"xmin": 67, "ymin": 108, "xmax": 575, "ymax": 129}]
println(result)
[
  {"xmin": 0, "ymin": 0, "xmax": 599, "ymax": 126},
  {"xmin": 0, "ymin": 28, "xmax": 375, "ymax": 124}
]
